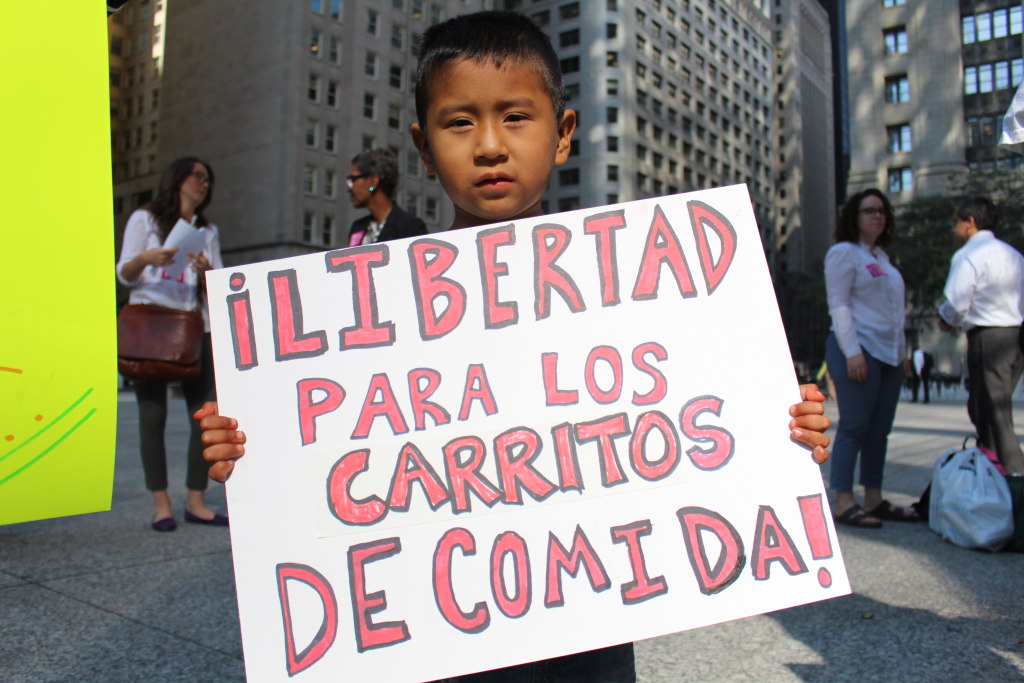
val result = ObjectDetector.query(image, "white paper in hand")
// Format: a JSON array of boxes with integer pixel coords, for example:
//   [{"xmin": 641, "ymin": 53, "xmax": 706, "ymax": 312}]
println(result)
[{"xmin": 163, "ymin": 218, "xmax": 211, "ymax": 278}]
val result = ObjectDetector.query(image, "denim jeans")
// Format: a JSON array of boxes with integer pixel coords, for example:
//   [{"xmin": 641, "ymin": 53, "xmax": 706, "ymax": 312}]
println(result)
[{"xmin": 825, "ymin": 333, "xmax": 903, "ymax": 492}]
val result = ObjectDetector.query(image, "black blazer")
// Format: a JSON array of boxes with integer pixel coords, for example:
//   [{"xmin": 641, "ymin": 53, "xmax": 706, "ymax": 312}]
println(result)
[{"xmin": 346, "ymin": 205, "xmax": 428, "ymax": 246}]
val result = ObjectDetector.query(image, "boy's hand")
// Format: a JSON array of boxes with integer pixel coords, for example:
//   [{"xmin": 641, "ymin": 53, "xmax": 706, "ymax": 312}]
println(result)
[
  {"xmin": 193, "ymin": 401, "xmax": 246, "ymax": 483},
  {"xmin": 789, "ymin": 384, "xmax": 830, "ymax": 464}
]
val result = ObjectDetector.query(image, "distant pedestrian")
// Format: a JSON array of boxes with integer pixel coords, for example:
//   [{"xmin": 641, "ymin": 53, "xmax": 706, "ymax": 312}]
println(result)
[
  {"xmin": 345, "ymin": 148, "xmax": 427, "ymax": 246},
  {"xmin": 116, "ymin": 157, "xmax": 228, "ymax": 531},
  {"xmin": 911, "ymin": 346, "xmax": 933, "ymax": 403},
  {"xmin": 824, "ymin": 188, "xmax": 919, "ymax": 528},
  {"xmin": 938, "ymin": 196, "xmax": 1024, "ymax": 474}
]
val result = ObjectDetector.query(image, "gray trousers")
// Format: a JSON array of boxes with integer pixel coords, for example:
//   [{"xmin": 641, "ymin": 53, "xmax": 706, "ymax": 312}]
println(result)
[{"xmin": 967, "ymin": 326, "xmax": 1024, "ymax": 473}]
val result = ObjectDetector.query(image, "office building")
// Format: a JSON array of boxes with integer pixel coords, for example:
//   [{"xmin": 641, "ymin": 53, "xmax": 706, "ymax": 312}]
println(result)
[
  {"xmin": 771, "ymin": 0, "xmax": 837, "ymax": 362},
  {"xmin": 110, "ymin": 0, "xmax": 491, "ymax": 265},
  {"xmin": 845, "ymin": 0, "xmax": 1024, "ymax": 200}
]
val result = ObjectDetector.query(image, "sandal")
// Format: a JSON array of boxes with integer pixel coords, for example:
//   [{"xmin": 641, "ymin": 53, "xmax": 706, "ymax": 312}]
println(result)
[
  {"xmin": 834, "ymin": 504, "xmax": 882, "ymax": 528},
  {"xmin": 869, "ymin": 499, "xmax": 921, "ymax": 522}
]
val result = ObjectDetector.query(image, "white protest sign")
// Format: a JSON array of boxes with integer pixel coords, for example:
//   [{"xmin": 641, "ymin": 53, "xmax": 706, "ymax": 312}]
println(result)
[{"xmin": 207, "ymin": 185, "xmax": 849, "ymax": 683}]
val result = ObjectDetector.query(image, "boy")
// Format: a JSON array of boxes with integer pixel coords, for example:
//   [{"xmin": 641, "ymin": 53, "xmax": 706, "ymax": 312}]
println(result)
[{"xmin": 197, "ymin": 10, "xmax": 831, "ymax": 682}]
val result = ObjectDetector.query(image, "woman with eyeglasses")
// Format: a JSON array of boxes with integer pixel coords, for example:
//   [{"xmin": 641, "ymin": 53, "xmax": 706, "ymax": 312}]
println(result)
[
  {"xmin": 344, "ymin": 148, "xmax": 427, "ymax": 246},
  {"xmin": 824, "ymin": 188, "xmax": 917, "ymax": 528},
  {"xmin": 116, "ymin": 156, "xmax": 227, "ymax": 531}
]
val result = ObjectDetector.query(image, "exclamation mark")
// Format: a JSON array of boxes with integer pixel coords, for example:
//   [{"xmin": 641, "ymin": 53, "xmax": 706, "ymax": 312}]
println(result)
[{"xmin": 797, "ymin": 493, "xmax": 834, "ymax": 588}]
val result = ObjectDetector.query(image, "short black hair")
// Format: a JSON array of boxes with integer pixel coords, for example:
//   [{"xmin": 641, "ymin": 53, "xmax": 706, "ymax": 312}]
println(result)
[
  {"xmin": 834, "ymin": 188, "xmax": 895, "ymax": 247},
  {"xmin": 414, "ymin": 10, "xmax": 567, "ymax": 127},
  {"xmin": 954, "ymin": 196, "xmax": 997, "ymax": 232},
  {"xmin": 351, "ymin": 148, "xmax": 399, "ymax": 198}
]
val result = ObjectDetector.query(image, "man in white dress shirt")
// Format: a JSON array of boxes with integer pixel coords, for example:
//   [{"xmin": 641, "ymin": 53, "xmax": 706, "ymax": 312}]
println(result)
[{"xmin": 938, "ymin": 196, "xmax": 1024, "ymax": 473}]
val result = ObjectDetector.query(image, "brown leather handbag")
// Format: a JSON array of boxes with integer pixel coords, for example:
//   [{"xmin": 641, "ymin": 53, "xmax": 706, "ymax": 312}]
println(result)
[{"xmin": 117, "ymin": 304, "xmax": 204, "ymax": 383}]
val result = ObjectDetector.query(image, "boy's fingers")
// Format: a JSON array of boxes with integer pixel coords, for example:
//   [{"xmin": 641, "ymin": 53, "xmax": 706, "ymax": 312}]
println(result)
[
  {"xmin": 192, "ymin": 401, "xmax": 220, "ymax": 420},
  {"xmin": 791, "ymin": 428, "xmax": 830, "ymax": 450},
  {"xmin": 789, "ymin": 400, "xmax": 825, "ymax": 417},
  {"xmin": 202, "ymin": 441, "xmax": 246, "ymax": 463},
  {"xmin": 812, "ymin": 445, "xmax": 830, "ymax": 464},
  {"xmin": 789, "ymin": 414, "xmax": 831, "ymax": 432},
  {"xmin": 208, "ymin": 460, "xmax": 235, "ymax": 483},
  {"xmin": 198, "ymin": 415, "xmax": 239, "ymax": 431},
  {"xmin": 798, "ymin": 383, "xmax": 826, "ymax": 402}
]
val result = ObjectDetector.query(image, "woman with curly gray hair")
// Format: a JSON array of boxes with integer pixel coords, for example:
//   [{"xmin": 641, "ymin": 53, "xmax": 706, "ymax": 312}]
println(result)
[{"xmin": 345, "ymin": 148, "xmax": 427, "ymax": 246}]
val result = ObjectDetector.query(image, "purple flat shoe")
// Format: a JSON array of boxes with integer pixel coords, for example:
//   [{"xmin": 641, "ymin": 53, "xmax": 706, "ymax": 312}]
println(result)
[
  {"xmin": 184, "ymin": 509, "xmax": 229, "ymax": 527},
  {"xmin": 151, "ymin": 516, "xmax": 177, "ymax": 532}
]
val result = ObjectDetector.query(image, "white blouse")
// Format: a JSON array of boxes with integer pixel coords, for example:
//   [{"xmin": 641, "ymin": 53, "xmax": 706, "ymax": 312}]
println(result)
[
  {"xmin": 116, "ymin": 209, "xmax": 223, "ymax": 332},
  {"xmin": 824, "ymin": 240, "xmax": 905, "ymax": 367}
]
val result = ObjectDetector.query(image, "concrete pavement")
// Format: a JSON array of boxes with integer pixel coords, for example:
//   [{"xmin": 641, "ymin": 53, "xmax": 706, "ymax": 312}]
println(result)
[{"xmin": 1, "ymin": 391, "xmax": 1022, "ymax": 681}]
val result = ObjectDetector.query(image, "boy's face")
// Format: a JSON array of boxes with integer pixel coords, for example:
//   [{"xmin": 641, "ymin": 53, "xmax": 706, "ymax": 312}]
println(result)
[{"xmin": 411, "ymin": 58, "xmax": 576, "ymax": 229}]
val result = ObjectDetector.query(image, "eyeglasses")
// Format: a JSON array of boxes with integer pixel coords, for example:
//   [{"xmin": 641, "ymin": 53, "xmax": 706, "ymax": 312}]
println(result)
[
  {"xmin": 346, "ymin": 173, "xmax": 369, "ymax": 188},
  {"xmin": 190, "ymin": 171, "xmax": 211, "ymax": 185},
  {"xmin": 859, "ymin": 207, "xmax": 886, "ymax": 217}
]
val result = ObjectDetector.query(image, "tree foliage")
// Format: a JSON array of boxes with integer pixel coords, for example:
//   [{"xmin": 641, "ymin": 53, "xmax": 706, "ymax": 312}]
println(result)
[{"xmin": 889, "ymin": 168, "xmax": 1024, "ymax": 334}]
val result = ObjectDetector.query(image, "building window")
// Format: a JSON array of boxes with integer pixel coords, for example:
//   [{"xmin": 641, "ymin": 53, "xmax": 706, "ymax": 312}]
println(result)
[
  {"xmin": 963, "ymin": 15, "xmax": 977, "ymax": 43},
  {"xmin": 430, "ymin": 4, "xmax": 444, "ymax": 25},
  {"xmin": 886, "ymin": 123, "xmax": 911, "ymax": 153},
  {"xmin": 327, "ymin": 80, "xmax": 338, "ymax": 107},
  {"xmin": 391, "ymin": 24, "xmax": 405, "ymax": 49},
  {"xmin": 425, "ymin": 197, "xmax": 439, "ymax": 222},
  {"xmin": 411, "ymin": 0, "xmax": 423, "ymax": 20},
  {"xmin": 326, "ymin": 125, "xmax": 337, "ymax": 152},
  {"xmin": 606, "ymin": 23, "xmax": 617, "ymax": 39},
  {"xmin": 882, "ymin": 0, "xmax": 905, "ymax": 7},
  {"xmin": 406, "ymin": 150, "xmax": 421, "ymax": 177},
  {"xmin": 607, "ymin": 107, "xmax": 618, "ymax": 124},
  {"xmin": 559, "ymin": 168, "xmax": 580, "ymax": 185},
  {"xmin": 560, "ymin": 29, "xmax": 580, "ymax": 48},
  {"xmin": 388, "ymin": 104, "xmax": 402, "ymax": 129},
  {"xmin": 365, "ymin": 51, "xmax": 378, "ymax": 78},
  {"xmin": 607, "ymin": 136, "xmax": 619, "ymax": 152},
  {"xmin": 885, "ymin": 74, "xmax": 909, "ymax": 103},
  {"xmin": 328, "ymin": 36, "xmax": 341, "ymax": 63},
  {"xmin": 390, "ymin": 64, "xmax": 403, "ymax": 89},
  {"xmin": 310, "ymin": 29, "xmax": 321, "ymax": 56},
  {"xmin": 304, "ymin": 166, "xmax": 318, "ymax": 195},
  {"xmin": 308, "ymin": 73, "xmax": 320, "ymax": 101},
  {"xmin": 322, "ymin": 215, "xmax": 334, "ymax": 246},
  {"xmin": 559, "ymin": 2, "xmax": 580, "ymax": 20},
  {"xmin": 607, "ymin": 78, "xmax": 619, "ymax": 95},
  {"xmin": 887, "ymin": 167, "xmax": 912, "ymax": 193},
  {"xmin": 560, "ymin": 57, "xmax": 580, "ymax": 74},
  {"xmin": 329, "ymin": 0, "xmax": 341, "ymax": 20},
  {"xmin": 302, "ymin": 211, "xmax": 316, "ymax": 242},
  {"xmin": 325, "ymin": 170, "xmax": 336, "ymax": 198},
  {"xmin": 607, "ymin": 165, "xmax": 619, "ymax": 182},
  {"xmin": 531, "ymin": 10, "xmax": 550, "ymax": 26},
  {"xmin": 306, "ymin": 119, "xmax": 318, "ymax": 147},
  {"xmin": 363, "ymin": 92, "xmax": 376, "ymax": 119},
  {"xmin": 558, "ymin": 197, "xmax": 581, "ymax": 212},
  {"xmin": 367, "ymin": 9, "xmax": 379, "ymax": 35},
  {"xmin": 606, "ymin": 51, "xmax": 619, "ymax": 67},
  {"xmin": 883, "ymin": 27, "xmax": 908, "ymax": 54}
]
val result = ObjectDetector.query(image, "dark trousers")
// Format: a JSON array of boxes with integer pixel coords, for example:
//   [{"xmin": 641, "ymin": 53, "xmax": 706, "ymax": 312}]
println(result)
[
  {"xmin": 967, "ymin": 326, "xmax": 1024, "ymax": 474},
  {"xmin": 133, "ymin": 333, "xmax": 216, "ymax": 491},
  {"xmin": 825, "ymin": 334, "xmax": 904, "ymax": 492},
  {"xmin": 911, "ymin": 369, "xmax": 930, "ymax": 403},
  {"xmin": 436, "ymin": 643, "xmax": 635, "ymax": 683}
]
